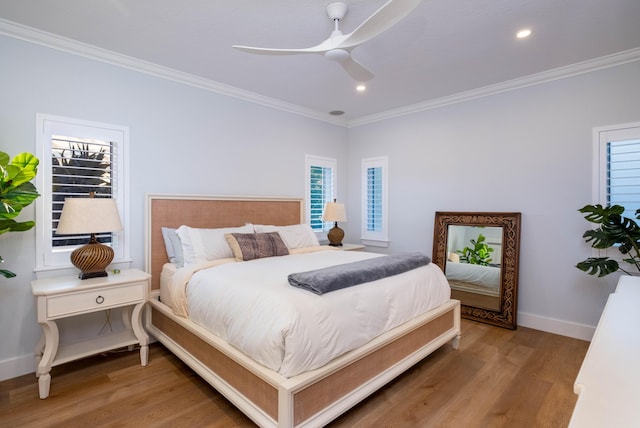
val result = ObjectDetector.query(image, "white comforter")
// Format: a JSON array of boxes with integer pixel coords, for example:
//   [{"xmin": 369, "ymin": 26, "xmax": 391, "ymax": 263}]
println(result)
[{"xmin": 166, "ymin": 249, "xmax": 450, "ymax": 378}]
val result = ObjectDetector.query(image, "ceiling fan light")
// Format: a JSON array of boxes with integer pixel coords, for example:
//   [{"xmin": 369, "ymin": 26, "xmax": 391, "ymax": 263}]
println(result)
[{"xmin": 325, "ymin": 49, "xmax": 350, "ymax": 63}]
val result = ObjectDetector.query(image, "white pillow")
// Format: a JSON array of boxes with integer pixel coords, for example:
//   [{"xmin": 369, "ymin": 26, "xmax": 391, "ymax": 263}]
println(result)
[
  {"xmin": 161, "ymin": 227, "xmax": 185, "ymax": 268},
  {"xmin": 254, "ymin": 224, "xmax": 319, "ymax": 249},
  {"xmin": 176, "ymin": 224, "xmax": 253, "ymax": 264}
]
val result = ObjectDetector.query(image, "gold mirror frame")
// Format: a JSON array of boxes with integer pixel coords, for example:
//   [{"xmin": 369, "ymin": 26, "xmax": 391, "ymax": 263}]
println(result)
[{"xmin": 433, "ymin": 212, "xmax": 521, "ymax": 329}]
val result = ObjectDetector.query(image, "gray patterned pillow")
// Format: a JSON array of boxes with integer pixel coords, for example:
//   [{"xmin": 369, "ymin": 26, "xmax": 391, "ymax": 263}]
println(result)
[{"xmin": 225, "ymin": 232, "xmax": 289, "ymax": 261}]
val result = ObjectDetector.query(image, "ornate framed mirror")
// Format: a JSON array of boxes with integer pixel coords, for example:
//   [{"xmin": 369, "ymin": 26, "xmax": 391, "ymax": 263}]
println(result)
[{"xmin": 432, "ymin": 212, "xmax": 521, "ymax": 329}]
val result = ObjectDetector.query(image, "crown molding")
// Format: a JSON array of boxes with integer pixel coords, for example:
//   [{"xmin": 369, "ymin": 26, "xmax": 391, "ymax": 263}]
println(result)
[
  {"xmin": 0, "ymin": 18, "xmax": 347, "ymax": 127},
  {"xmin": 348, "ymin": 47, "xmax": 640, "ymax": 127},
  {"xmin": 2, "ymin": 18, "xmax": 638, "ymax": 129}
]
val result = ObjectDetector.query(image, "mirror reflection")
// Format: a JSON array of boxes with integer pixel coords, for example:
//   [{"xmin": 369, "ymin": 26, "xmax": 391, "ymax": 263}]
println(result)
[
  {"xmin": 446, "ymin": 225, "xmax": 502, "ymax": 311},
  {"xmin": 432, "ymin": 212, "xmax": 521, "ymax": 329}
]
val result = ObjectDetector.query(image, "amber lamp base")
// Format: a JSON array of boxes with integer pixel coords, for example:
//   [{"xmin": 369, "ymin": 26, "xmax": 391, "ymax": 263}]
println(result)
[
  {"xmin": 70, "ymin": 234, "xmax": 114, "ymax": 280},
  {"xmin": 327, "ymin": 223, "xmax": 344, "ymax": 247}
]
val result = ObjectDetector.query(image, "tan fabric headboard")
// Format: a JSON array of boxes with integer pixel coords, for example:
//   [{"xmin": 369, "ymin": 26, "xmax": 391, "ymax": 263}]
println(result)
[{"xmin": 145, "ymin": 194, "xmax": 304, "ymax": 290}]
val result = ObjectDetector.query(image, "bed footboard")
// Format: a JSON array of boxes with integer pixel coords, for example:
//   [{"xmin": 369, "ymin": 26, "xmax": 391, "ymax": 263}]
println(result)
[{"xmin": 147, "ymin": 298, "xmax": 461, "ymax": 428}]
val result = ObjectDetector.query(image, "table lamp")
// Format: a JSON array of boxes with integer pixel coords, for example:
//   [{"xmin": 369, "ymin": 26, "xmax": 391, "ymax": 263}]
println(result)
[
  {"xmin": 322, "ymin": 199, "xmax": 347, "ymax": 246},
  {"xmin": 56, "ymin": 195, "xmax": 123, "ymax": 279}
]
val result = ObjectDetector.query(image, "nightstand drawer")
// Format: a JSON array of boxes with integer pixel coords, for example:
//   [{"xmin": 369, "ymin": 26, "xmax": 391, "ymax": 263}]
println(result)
[{"xmin": 46, "ymin": 282, "xmax": 146, "ymax": 319}]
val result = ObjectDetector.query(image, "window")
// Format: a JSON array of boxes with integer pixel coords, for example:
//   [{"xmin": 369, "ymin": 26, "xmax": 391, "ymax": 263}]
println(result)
[
  {"xmin": 305, "ymin": 155, "xmax": 336, "ymax": 233},
  {"xmin": 594, "ymin": 122, "xmax": 640, "ymax": 218},
  {"xmin": 361, "ymin": 156, "xmax": 388, "ymax": 245},
  {"xmin": 35, "ymin": 114, "xmax": 130, "ymax": 272}
]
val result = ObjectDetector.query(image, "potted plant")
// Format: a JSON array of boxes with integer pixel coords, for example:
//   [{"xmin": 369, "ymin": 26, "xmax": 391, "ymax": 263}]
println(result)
[
  {"xmin": 456, "ymin": 233, "xmax": 494, "ymax": 266},
  {"xmin": 0, "ymin": 151, "xmax": 40, "ymax": 278},
  {"xmin": 576, "ymin": 204, "xmax": 640, "ymax": 277}
]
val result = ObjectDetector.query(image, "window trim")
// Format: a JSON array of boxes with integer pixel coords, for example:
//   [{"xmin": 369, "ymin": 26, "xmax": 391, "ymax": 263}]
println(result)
[
  {"xmin": 361, "ymin": 156, "xmax": 388, "ymax": 246},
  {"xmin": 591, "ymin": 121, "xmax": 640, "ymax": 258},
  {"xmin": 305, "ymin": 155, "xmax": 337, "ymax": 237},
  {"xmin": 593, "ymin": 121, "xmax": 640, "ymax": 204},
  {"xmin": 35, "ymin": 113, "xmax": 131, "ymax": 274}
]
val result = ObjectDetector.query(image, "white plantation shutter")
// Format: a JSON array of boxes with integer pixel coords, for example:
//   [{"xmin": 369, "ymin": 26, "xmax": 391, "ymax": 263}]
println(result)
[
  {"xmin": 51, "ymin": 136, "xmax": 117, "ymax": 248},
  {"xmin": 362, "ymin": 156, "xmax": 388, "ymax": 245},
  {"xmin": 366, "ymin": 166, "xmax": 383, "ymax": 232},
  {"xmin": 607, "ymin": 139, "xmax": 640, "ymax": 218},
  {"xmin": 305, "ymin": 155, "xmax": 336, "ymax": 232},
  {"xmin": 595, "ymin": 122, "xmax": 640, "ymax": 219}
]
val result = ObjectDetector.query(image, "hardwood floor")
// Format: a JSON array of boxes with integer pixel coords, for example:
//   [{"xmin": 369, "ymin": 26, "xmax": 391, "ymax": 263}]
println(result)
[{"xmin": 0, "ymin": 319, "xmax": 589, "ymax": 428}]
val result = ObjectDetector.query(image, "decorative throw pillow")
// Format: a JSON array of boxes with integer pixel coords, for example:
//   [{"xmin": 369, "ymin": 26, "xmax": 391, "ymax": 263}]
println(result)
[{"xmin": 225, "ymin": 232, "xmax": 290, "ymax": 261}]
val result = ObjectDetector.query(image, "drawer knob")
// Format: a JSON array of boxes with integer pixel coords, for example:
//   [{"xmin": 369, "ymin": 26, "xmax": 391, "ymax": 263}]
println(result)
[{"xmin": 96, "ymin": 295, "xmax": 105, "ymax": 304}]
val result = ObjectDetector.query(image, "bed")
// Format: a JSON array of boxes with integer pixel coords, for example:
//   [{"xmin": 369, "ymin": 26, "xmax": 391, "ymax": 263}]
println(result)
[{"xmin": 144, "ymin": 194, "xmax": 461, "ymax": 428}]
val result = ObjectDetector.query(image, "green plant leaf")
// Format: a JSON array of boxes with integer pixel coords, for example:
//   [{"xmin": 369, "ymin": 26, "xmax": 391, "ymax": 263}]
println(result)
[
  {"xmin": 0, "ymin": 269, "xmax": 17, "ymax": 278},
  {"xmin": 0, "ymin": 219, "xmax": 35, "ymax": 233},
  {"xmin": 0, "ymin": 182, "xmax": 40, "ymax": 219},
  {"xmin": 579, "ymin": 204, "xmax": 625, "ymax": 224},
  {"xmin": 0, "ymin": 152, "xmax": 40, "ymax": 278},
  {"xmin": 11, "ymin": 152, "xmax": 39, "ymax": 172},
  {"xmin": 582, "ymin": 228, "xmax": 618, "ymax": 249},
  {"xmin": 576, "ymin": 257, "xmax": 620, "ymax": 277}
]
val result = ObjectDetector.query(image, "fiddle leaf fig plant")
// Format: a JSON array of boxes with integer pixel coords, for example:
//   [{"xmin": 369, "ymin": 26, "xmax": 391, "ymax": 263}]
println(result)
[
  {"xmin": 0, "ymin": 151, "xmax": 40, "ymax": 278},
  {"xmin": 576, "ymin": 204, "xmax": 640, "ymax": 277},
  {"xmin": 457, "ymin": 233, "xmax": 493, "ymax": 266}
]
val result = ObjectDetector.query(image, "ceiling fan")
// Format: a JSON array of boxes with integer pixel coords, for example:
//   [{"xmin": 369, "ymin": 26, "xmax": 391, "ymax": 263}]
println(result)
[{"xmin": 232, "ymin": 0, "xmax": 424, "ymax": 82}]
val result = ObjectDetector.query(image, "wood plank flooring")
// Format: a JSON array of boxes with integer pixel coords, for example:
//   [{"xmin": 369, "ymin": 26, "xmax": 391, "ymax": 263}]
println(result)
[{"xmin": 0, "ymin": 319, "xmax": 589, "ymax": 427}]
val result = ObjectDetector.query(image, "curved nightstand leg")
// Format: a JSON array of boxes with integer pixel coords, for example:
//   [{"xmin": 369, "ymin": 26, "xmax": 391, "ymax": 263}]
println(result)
[
  {"xmin": 131, "ymin": 302, "xmax": 149, "ymax": 366},
  {"xmin": 34, "ymin": 332, "xmax": 45, "ymax": 376},
  {"xmin": 122, "ymin": 305, "xmax": 133, "ymax": 329},
  {"xmin": 121, "ymin": 306, "xmax": 134, "ymax": 350},
  {"xmin": 38, "ymin": 374, "xmax": 51, "ymax": 399},
  {"xmin": 36, "ymin": 320, "xmax": 59, "ymax": 399}
]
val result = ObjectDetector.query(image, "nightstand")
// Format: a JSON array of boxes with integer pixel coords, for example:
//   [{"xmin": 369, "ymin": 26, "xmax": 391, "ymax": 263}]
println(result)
[
  {"xmin": 338, "ymin": 243, "xmax": 365, "ymax": 251},
  {"xmin": 30, "ymin": 268, "xmax": 150, "ymax": 399}
]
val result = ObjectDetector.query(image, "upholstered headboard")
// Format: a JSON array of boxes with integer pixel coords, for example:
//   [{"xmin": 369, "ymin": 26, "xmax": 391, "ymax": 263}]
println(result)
[{"xmin": 145, "ymin": 194, "xmax": 304, "ymax": 290}]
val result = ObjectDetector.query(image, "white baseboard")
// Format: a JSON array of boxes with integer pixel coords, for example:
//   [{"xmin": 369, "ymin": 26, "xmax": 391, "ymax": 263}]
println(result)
[
  {"xmin": 0, "ymin": 353, "xmax": 35, "ymax": 382},
  {"xmin": 518, "ymin": 311, "xmax": 595, "ymax": 341}
]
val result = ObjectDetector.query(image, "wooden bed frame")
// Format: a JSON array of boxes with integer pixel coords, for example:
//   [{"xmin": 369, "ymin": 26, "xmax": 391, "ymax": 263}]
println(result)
[{"xmin": 144, "ymin": 193, "xmax": 461, "ymax": 428}]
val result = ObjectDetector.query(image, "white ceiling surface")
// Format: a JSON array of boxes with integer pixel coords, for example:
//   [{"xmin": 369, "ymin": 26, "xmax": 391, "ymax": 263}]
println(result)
[{"xmin": 1, "ymin": 0, "xmax": 640, "ymax": 125}]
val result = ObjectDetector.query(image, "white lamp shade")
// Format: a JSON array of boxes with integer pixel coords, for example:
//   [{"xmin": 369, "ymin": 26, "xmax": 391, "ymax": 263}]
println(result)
[
  {"xmin": 322, "ymin": 202, "xmax": 347, "ymax": 223},
  {"xmin": 56, "ymin": 197, "xmax": 123, "ymax": 235}
]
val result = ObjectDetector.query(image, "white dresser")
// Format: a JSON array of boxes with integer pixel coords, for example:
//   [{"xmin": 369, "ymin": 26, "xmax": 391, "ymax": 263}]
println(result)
[{"xmin": 569, "ymin": 275, "xmax": 640, "ymax": 427}]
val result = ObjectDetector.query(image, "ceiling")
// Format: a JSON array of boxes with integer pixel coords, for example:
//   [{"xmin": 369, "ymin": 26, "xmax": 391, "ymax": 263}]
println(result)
[{"xmin": 1, "ymin": 0, "xmax": 640, "ymax": 125}]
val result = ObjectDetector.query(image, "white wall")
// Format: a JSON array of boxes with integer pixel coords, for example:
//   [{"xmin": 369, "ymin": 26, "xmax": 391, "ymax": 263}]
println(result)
[
  {"xmin": 0, "ymin": 35, "xmax": 348, "ymax": 380},
  {"xmin": 345, "ymin": 60, "xmax": 640, "ymax": 338}
]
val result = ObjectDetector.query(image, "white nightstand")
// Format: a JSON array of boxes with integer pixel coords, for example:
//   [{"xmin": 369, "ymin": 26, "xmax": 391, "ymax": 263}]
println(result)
[{"xmin": 30, "ymin": 268, "xmax": 150, "ymax": 399}]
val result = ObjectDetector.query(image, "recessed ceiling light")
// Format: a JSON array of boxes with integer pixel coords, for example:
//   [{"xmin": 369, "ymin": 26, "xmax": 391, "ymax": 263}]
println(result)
[
  {"xmin": 356, "ymin": 84, "xmax": 366, "ymax": 92},
  {"xmin": 516, "ymin": 28, "xmax": 532, "ymax": 39},
  {"xmin": 329, "ymin": 110, "xmax": 344, "ymax": 116}
]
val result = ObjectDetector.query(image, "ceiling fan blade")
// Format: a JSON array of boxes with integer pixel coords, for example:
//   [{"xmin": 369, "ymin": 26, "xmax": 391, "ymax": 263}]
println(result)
[
  {"xmin": 233, "ymin": 37, "xmax": 336, "ymax": 56},
  {"xmin": 341, "ymin": 56, "xmax": 375, "ymax": 82},
  {"xmin": 232, "ymin": 45, "xmax": 323, "ymax": 55},
  {"xmin": 337, "ymin": 0, "xmax": 424, "ymax": 49}
]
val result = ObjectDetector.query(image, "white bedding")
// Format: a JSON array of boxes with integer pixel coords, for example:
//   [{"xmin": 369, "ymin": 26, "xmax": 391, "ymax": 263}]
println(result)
[
  {"xmin": 445, "ymin": 261, "xmax": 500, "ymax": 288},
  {"xmin": 162, "ymin": 249, "xmax": 450, "ymax": 377}
]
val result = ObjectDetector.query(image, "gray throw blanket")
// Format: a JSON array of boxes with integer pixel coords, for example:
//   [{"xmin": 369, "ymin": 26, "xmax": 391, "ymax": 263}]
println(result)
[{"xmin": 288, "ymin": 252, "xmax": 431, "ymax": 295}]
